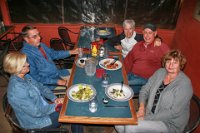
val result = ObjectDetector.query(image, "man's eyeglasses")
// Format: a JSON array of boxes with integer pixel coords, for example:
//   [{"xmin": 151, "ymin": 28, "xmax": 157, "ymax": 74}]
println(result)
[{"xmin": 27, "ymin": 33, "xmax": 41, "ymax": 39}]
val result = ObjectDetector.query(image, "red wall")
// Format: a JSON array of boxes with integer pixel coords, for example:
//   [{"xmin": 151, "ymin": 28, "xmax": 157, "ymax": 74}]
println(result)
[
  {"xmin": 172, "ymin": 0, "xmax": 200, "ymax": 132},
  {"xmin": 1, "ymin": 0, "xmax": 199, "ymax": 131},
  {"xmin": 172, "ymin": 0, "xmax": 200, "ymax": 97}
]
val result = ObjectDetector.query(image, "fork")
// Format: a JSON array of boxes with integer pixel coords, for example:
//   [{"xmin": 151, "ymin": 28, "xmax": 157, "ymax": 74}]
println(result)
[{"xmin": 109, "ymin": 59, "xmax": 117, "ymax": 65}]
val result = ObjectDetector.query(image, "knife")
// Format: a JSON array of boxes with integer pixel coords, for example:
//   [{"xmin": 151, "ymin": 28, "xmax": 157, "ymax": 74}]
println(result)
[{"xmin": 104, "ymin": 105, "xmax": 128, "ymax": 108}]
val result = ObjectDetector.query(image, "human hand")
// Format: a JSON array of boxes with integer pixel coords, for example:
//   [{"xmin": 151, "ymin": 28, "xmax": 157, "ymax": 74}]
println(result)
[
  {"xmin": 137, "ymin": 107, "xmax": 145, "ymax": 119},
  {"xmin": 69, "ymin": 48, "xmax": 78, "ymax": 55},
  {"xmin": 55, "ymin": 103, "xmax": 62, "ymax": 112},
  {"xmin": 55, "ymin": 98, "xmax": 64, "ymax": 104},
  {"xmin": 114, "ymin": 45, "xmax": 122, "ymax": 51},
  {"xmin": 154, "ymin": 38, "xmax": 162, "ymax": 47},
  {"xmin": 57, "ymin": 79, "xmax": 67, "ymax": 86}
]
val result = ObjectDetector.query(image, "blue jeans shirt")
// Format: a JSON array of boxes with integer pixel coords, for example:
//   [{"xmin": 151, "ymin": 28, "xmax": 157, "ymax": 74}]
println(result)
[
  {"xmin": 21, "ymin": 42, "xmax": 71, "ymax": 90},
  {"xmin": 7, "ymin": 74, "xmax": 57, "ymax": 129}
]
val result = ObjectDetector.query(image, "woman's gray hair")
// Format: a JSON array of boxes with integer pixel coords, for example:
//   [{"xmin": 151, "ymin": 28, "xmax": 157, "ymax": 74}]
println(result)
[{"xmin": 123, "ymin": 19, "xmax": 135, "ymax": 28}]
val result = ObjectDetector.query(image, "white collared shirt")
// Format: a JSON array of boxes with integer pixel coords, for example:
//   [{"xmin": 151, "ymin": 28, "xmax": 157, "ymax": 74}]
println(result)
[{"xmin": 121, "ymin": 31, "xmax": 137, "ymax": 58}]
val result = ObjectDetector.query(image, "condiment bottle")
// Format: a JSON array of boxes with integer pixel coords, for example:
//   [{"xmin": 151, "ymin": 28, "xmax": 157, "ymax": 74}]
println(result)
[
  {"xmin": 91, "ymin": 43, "xmax": 98, "ymax": 57},
  {"xmin": 99, "ymin": 45, "xmax": 105, "ymax": 57}
]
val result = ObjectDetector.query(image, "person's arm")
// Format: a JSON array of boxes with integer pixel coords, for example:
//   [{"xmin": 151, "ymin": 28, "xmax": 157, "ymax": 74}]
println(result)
[
  {"xmin": 42, "ymin": 43, "xmax": 71, "ymax": 60},
  {"xmin": 106, "ymin": 32, "xmax": 125, "ymax": 46},
  {"xmin": 27, "ymin": 75, "xmax": 57, "ymax": 102},
  {"xmin": 137, "ymin": 102, "xmax": 146, "ymax": 119}
]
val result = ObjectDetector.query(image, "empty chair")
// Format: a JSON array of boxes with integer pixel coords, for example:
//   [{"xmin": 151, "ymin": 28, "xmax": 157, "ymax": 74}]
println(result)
[
  {"xmin": 58, "ymin": 26, "xmax": 78, "ymax": 50},
  {"xmin": 0, "ymin": 40, "xmax": 11, "ymax": 81},
  {"xmin": 2, "ymin": 93, "xmax": 69, "ymax": 133},
  {"xmin": 184, "ymin": 94, "xmax": 200, "ymax": 133}
]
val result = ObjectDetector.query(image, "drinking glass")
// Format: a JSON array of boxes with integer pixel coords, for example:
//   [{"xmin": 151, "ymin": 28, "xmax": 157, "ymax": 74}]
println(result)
[
  {"xmin": 78, "ymin": 48, "xmax": 83, "ymax": 58},
  {"xmin": 89, "ymin": 98, "xmax": 98, "ymax": 113},
  {"xmin": 85, "ymin": 58, "xmax": 96, "ymax": 76}
]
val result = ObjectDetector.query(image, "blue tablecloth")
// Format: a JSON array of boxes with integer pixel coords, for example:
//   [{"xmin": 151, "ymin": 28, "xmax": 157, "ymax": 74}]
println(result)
[{"xmin": 66, "ymin": 57, "xmax": 132, "ymax": 118}]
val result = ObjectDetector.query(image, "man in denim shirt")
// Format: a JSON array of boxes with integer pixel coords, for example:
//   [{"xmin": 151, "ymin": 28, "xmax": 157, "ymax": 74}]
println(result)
[{"xmin": 21, "ymin": 25, "xmax": 78, "ymax": 90}]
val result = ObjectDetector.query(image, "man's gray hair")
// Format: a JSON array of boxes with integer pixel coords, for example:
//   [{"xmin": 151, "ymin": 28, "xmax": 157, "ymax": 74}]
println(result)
[{"xmin": 123, "ymin": 19, "xmax": 135, "ymax": 28}]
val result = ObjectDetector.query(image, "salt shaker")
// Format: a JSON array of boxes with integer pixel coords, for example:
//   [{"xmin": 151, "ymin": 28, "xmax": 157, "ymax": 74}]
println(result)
[
  {"xmin": 99, "ymin": 45, "xmax": 105, "ymax": 57},
  {"xmin": 102, "ymin": 73, "xmax": 109, "ymax": 87}
]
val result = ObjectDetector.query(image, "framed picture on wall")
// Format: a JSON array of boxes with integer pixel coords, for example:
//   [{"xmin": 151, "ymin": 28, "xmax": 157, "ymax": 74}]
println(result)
[{"xmin": 194, "ymin": 0, "xmax": 200, "ymax": 21}]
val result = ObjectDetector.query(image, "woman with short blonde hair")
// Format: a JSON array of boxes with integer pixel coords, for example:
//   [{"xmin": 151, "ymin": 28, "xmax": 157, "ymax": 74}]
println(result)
[
  {"xmin": 3, "ymin": 52, "xmax": 64, "ymax": 130},
  {"xmin": 3, "ymin": 52, "xmax": 26, "ymax": 74}
]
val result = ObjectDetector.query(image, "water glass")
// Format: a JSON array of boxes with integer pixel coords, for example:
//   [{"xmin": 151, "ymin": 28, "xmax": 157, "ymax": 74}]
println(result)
[
  {"xmin": 85, "ymin": 58, "xmax": 96, "ymax": 76},
  {"xmin": 89, "ymin": 99, "xmax": 98, "ymax": 113},
  {"xmin": 78, "ymin": 48, "xmax": 83, "ymax": 58}
]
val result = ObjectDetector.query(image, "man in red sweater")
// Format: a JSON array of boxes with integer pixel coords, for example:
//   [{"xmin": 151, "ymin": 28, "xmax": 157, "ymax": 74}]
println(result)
[{"xmin": 124, "ymin": 23, "xmax": 169, "ymax": 93}]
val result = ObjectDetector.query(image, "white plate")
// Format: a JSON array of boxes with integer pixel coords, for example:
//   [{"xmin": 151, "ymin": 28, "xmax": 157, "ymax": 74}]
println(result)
[
  {"xmin": 75, "ymin": 57, "xmax": 87, "ymax": 68},
  {"xmin": 67, "ymin": 84, "xmax": 96, "ymax": 102},
  {"xmin": 97, "ymin": 30, "xmax": 111, "ymax": 36},
  {"xmin": 105, "ymin": 83, "xmax": 134, "ymax": 102},
  {"xmin": 99, "ymin": 58, "xmax": 122, "ymax": 70}
]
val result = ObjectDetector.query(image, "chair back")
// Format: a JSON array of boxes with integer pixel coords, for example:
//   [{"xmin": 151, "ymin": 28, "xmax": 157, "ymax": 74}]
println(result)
[
  {"xmin": 58, "ymin": 26, "xmax": 78, "ymax": 50},
  {"xmin": 3, "ymin": 93, "xmax": 26, "ymax": 133},
  {"xmin": 50, "ymin": 38, "xmax": 66, "ymax": 51},
  {"xmin": 184, "ymin": 94, "xmax": 200, "ymax": 133},
  {"xmin": 58, "ymin": 26, "xmax": 72, "ymax": 45},
  {"xmin": 0, "ymin": 40, "xmax": 11, "ymax": 81},
  {"xmin": 9, "ymin": 33, "xmax": 23, "ymax": 51},
  {"xmin": 0, "ymin": 40, "xmax": 11, "ymax": 65}
]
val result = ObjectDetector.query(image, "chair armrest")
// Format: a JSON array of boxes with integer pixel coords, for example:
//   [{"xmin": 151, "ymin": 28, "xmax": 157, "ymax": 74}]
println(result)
[{"xmin": 66, "ymin": 28, "xmax": 79, "ymax": 34}]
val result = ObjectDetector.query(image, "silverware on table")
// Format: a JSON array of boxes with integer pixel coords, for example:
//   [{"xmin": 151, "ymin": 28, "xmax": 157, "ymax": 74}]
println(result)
[
  {"xmin": 109, "ymin": 59, "xmax": 117, "ymax": 65},
  {"xmin": 104, "ymin": 105, "xmax": 128, "ymax": 108}
]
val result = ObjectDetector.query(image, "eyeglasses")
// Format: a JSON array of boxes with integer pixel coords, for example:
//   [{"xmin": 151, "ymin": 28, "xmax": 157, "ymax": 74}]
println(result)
[{"xmin": 27, "ymin": 33, "xmax": 41, "ymax": 39}]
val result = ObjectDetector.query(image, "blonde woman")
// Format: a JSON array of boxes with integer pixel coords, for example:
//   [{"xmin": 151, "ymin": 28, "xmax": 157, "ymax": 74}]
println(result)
[{"xmin": 3, "ymin": 52, "xmax": 63, "ymax": 129}]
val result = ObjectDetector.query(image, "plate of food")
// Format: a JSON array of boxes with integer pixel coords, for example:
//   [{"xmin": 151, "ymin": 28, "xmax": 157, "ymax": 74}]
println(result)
[
  {"xmin": 75, "ymin": 57, "xmax": 87, "ymax": 68},
  {"xmin": 97, "ymin": 29, "xmax": 111, "ymax": 36},
  {"xmin": 105, "ymin": 83, "xmax": 134, "ymax": 102},
  {"xmin": 67, "ymin": 84, "xmax": 96, "ymax": 102},
  {"xmin": 99, "ymin": 58, "xmax": 122, "ymax": 70}
]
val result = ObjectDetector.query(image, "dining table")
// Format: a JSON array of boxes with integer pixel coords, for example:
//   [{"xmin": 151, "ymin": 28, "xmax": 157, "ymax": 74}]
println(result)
[{"xmin": 59, "ymin": 26, "xmax": 138, "ymax": 125}]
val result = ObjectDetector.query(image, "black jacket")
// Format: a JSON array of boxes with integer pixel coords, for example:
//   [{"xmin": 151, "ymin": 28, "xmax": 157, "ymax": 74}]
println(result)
[{"xmin": 106, "ymin": 32, "xmax": 143, "ymax": 46}]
